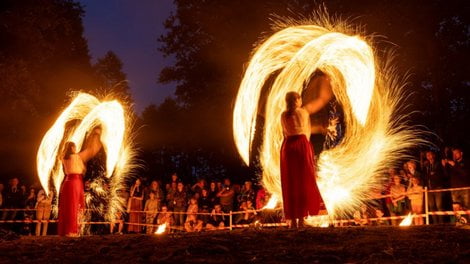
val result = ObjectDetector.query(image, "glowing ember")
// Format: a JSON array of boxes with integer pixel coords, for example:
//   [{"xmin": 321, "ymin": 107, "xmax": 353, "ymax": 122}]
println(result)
[
  {"xmin": 233, "ymin": 14, "xmax": 423, "ymax": 220},
  {"xmin": 399, "ymin": 213, "xmax": 413, "ymax": 226},
  {"xmin": 36, "ymin": 92, "xmax": 133, "ymax": 221},
  {"xmin": 262, "ymin": 195, "xmax": 279, "ymax": 209},
  {"xmin": 155, "ymin": 223, "xmax": 167, "ymax": 234}
]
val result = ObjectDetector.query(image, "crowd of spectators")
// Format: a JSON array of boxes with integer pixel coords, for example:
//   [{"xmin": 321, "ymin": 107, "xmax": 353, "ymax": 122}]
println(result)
[
  {"xmin": 0, "ymin": 146, "xmax": 468, "ymax": 235},
  {"xmin": 353, "ymin": 147, "xmax": 469, "ymax": 226}
]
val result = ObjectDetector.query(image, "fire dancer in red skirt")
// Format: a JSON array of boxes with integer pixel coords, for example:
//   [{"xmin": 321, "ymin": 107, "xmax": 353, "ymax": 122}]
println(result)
[
  {"xmin": 58, "ymin": 128, "xmax": 102, "ymax": 236},
  {"xmin": 280, "ymin": 76, "xmax": 332, "ymax": 228}
]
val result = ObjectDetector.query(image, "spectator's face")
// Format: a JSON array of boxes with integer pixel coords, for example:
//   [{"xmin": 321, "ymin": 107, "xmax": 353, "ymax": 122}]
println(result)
[
  {"xmin": 135, "ymin": 179, "xmax": 141, "ymax": 187},
  {"xmin": 407, "ymin": 162, "xmax": 416, "ymax": 171},
  {"xmin": 412, "ymin": 177, "xmax": 419, "ymax": 186},
  {"xmin": 171, "ymin": 174, "xmax": 178, "ymax": 181},
  {"xmin": 388, "ymin": 168, "xmax": 397, "ymax": 176},
  {"xmin": 171, "ymin": 182, "xmax": 177, "ymax": 189},
  {"xmin": 190, "ymin": 198, "xmax": 197, "ymax": 205},
  {"xmin": 151, "ymin": 181, "xmax": 158, "ymax": 189},
  {"xmin": 149, "ymin": 192, "xmax": 155, "ymax": 199},
  {"xmin": 393, "ymin": 176, "xmax": 401, "ymax": 185},
  {"xmin": 162, "ymin": 206, "xmax": 167, "ymax": 212},
  {"xmin": 245, "ymin": 181, "xmax": 252, "ymax": 189},
  {"xmin": 214, "ymin": 205, "xmax": 221, "ymax": 212},
  {"xmin": 202, "ymin": 189, "xmax": 208, "ymax": 197},
  {"xmin": 20, "ymin": 185, "xmax": 26, "ymax": 192},
  {"xmin": 177, "ymin": 182, "xmax": 183, "ymax": 191},
  {"xmin": 210, "ymin": 182, "xmax": 216, "ymax": 190},
  {"xmin": 426, "ymin": 151, "xmax": 435, "ymax": 162},
  {"xmin": 453, "ymin": 149, "xmax": 463, "ymax": 161},
  {"xmin": 224, "ymin": 179, "xmax": 231, "ymax": 186},
  {"xmin": 11, "ymin": 178, "xmax": 19, "ymax": 186}
]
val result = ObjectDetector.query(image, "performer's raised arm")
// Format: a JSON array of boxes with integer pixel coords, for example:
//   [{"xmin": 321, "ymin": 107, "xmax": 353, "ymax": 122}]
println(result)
[
  {"xmin": 302, "ymin": 75, "xmax": 333, "ymax": 115},
  {"xmin": 79, "ymin": 127, "xmax": 103, "ymax": 163}
]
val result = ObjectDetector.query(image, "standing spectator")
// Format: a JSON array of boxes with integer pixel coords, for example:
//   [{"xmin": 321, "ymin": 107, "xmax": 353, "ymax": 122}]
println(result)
[
  {"xmin": 444, "ymin": 148, "xmax": 470, "ymax": 211},
  {"xmin": 144, "ymin": 192, "xmax": 159, "ymax": 234},
  {"xmin": 35, "ymin": 189, "xmax": 53, "ymax": 236},
  {"xmin": 423, "ymin": 150, "xmax": 447, "ymax": 224},
  {"xmin": 406, "ymin": 161, "xmax": 422, "ymax": 188},
  {"xmin": 184, "ymin": 198, "xmax": 203, "ymax": 232},
  {"xmin": 0, "ymin": 183, "xmax": 4, "ymax": 208},
  {"xmin": 147, "ymin": 180, "xmax": 164, "ymax": 208},
  {"xmin": 110, "ymin": 211, "xmax": 124, "ymax": 235},
  {"xmin": 217, "ymin": 178, "xmax": 235, "ymax": 213},
  {"xmin": 208, "ymin": 181, "xmax": 219, "ymax": 206},
  {"xmin": 172, "ymin": 182, "xmax": 188, "ymax": 227},
  {"xmin": 191, "ymin": 179, "xmax": 206, "ymax": 199},
  {"xmin": 170, "ymin": 173, "xmax": 179, "ymax": 185},
  {"xmin": 389, "ymin": 175, "xmax": 406, "ymax": 225},
  {"xmin": 22, "ymin": 187, "xmax": 36, "ymax": 235},
  {"xmin": 256, "ymin": 186, "xmax": 267, "ymax": 210},
  {"xmin": 238, "ymin": 181, "xmax": 255, "ymax": 205},
  {"xmin": 127, "ymin": 179, "xmax": 144, "ymax": 233},
  {"xmin": 1, "ymin": 177, "xmax": 22, "ymax": 222},
  {"xmin": 407, "ymin": 177, "xmax": 424, "ymax": 225}
]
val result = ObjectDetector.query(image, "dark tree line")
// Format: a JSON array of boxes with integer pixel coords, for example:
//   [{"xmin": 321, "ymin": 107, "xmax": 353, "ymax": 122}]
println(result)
[
  {"xmin": 142, "ymin": 0, "xmax": 469, "ymax": 181},
  {"xmin": 0, "ymin": 0, "xmax": 131, "ymax": 182}
]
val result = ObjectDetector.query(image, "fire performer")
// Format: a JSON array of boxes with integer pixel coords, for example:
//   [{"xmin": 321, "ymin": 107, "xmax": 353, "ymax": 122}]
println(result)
[
  {"xmin": 280, "ymin": 76, "xmax": 332, "ymax": 227},
  {"xmin": 58, "ymin": 127, "xmax": 102, "ymax": 236}
]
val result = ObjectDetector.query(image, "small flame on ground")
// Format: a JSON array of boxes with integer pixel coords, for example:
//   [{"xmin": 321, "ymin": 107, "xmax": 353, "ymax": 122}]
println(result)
[
  {"xmin": 399, "ymin": 213, "xmax": 413, "ymax": 226},
  {"xmin": 155, "ymin": 224, "xmax": 167, "ymax": 234}
]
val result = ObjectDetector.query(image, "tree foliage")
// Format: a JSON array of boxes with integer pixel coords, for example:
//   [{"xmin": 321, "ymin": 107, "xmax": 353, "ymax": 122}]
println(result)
[{"xmin": 154, "ymin": 0, "xmax": 470, "ymax": 172}]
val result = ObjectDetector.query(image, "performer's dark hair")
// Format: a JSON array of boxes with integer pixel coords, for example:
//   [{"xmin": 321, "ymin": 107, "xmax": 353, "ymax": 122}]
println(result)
[
  {"xmin": 285, "ymin": 91, "xmax": 300, "ymax": 114},
  {"xmin": 63, "ymin": 141, "xmax": 76, "ymax": 160}
]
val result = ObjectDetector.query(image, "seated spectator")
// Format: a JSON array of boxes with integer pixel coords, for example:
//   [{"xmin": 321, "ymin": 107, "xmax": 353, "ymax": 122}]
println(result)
[
  {"xmin": 407, "ymin": 177, "xmax": 424, "ymax": 225},
  {"xmin": 236, "ymin": 200, "xmax": 257, "ymax": 225},
  {"xmin": 144, "ymin": 192, "xmax": 159, "ymax": 234},
  {"xmin": 206, "ymin": 204, "xmax": 225, "ymax": 230},
  {"xmin": 198, "ymin": 189, "xmax": 212, "ymax": 225},
  {"xmin": 373, "ymin": 209, "xmax": 389, "ymax": 226},
  {"xmin": 184, "ymin": 198, "xmax": 203, "ymax": 232},
  {"xmin": 156, "ymin": 205, "xmax": 173, "ymax": 233},
  {"xmin": 35, "ymin": 189, "xmax": 53, "ymax": 236}
]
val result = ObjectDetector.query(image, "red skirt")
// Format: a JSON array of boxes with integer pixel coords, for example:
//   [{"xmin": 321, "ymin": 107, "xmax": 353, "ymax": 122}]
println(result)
[
  {"xmin": 58, "ymin": 174, "xmax": 84, "ymax": 236},
  {"xmin": 127, "ymin": 198, "xmax": 143, "ymax": 233},
  {"xmin": 280, "ymin": 135, "xmax": 324, "ymax": 219}
]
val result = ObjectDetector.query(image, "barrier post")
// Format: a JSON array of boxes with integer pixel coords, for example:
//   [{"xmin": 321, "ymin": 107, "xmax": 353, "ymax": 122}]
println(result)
[
  {"xmin": 424, "ymin": 187, "xmax": 429, "ymax": 225},
  {"xmin": 229, "ymin": 211, "xmax": 233, "ymax": 231}
]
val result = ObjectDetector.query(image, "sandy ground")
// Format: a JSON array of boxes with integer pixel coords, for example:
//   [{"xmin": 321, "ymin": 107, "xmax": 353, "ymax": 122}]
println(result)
[{"xmin": 0, "ymin": 225, "xmax": 469, "ymax": 263}]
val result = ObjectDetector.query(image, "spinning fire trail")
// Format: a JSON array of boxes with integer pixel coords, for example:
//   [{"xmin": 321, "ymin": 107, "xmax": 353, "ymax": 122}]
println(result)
[
  {"xmin": 36, "ymin": 93, "xmax": 134, "ymax": 222},
  {"xmin": 233, "ymin": 16, "xmax": 423, "ymax": 220}
]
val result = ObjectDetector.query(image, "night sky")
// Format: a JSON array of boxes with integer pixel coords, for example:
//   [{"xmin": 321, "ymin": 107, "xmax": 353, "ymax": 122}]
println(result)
[{"xmin": 78, "ymin": 0, "xmax": 175, "ymax": 114}]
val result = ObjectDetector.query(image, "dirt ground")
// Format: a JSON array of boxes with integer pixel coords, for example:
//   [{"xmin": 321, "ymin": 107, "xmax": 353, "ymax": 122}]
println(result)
[{"xmin": 0, "ymin": 225, "xmax": 469, "ymax": 263}]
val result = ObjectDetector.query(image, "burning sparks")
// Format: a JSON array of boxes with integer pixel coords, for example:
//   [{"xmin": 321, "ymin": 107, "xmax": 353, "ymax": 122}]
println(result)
[
  {"xmin": 233, "ymin": 14, "xmax": 423, "ymax": 220},
  {"xmin": 399, "ymin": 213, "xmax": 414, "ymax": 226},
  {"xmin": 155, "ymin": 224, "xmax": 167, "ymax": 234},
  {"xmin": 37, "ymin": 92, "xmax": 134, "ymax": 222},
  {"xmin": 262, "ymin": 195, "xmax": 279, "ymax": 210}
]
